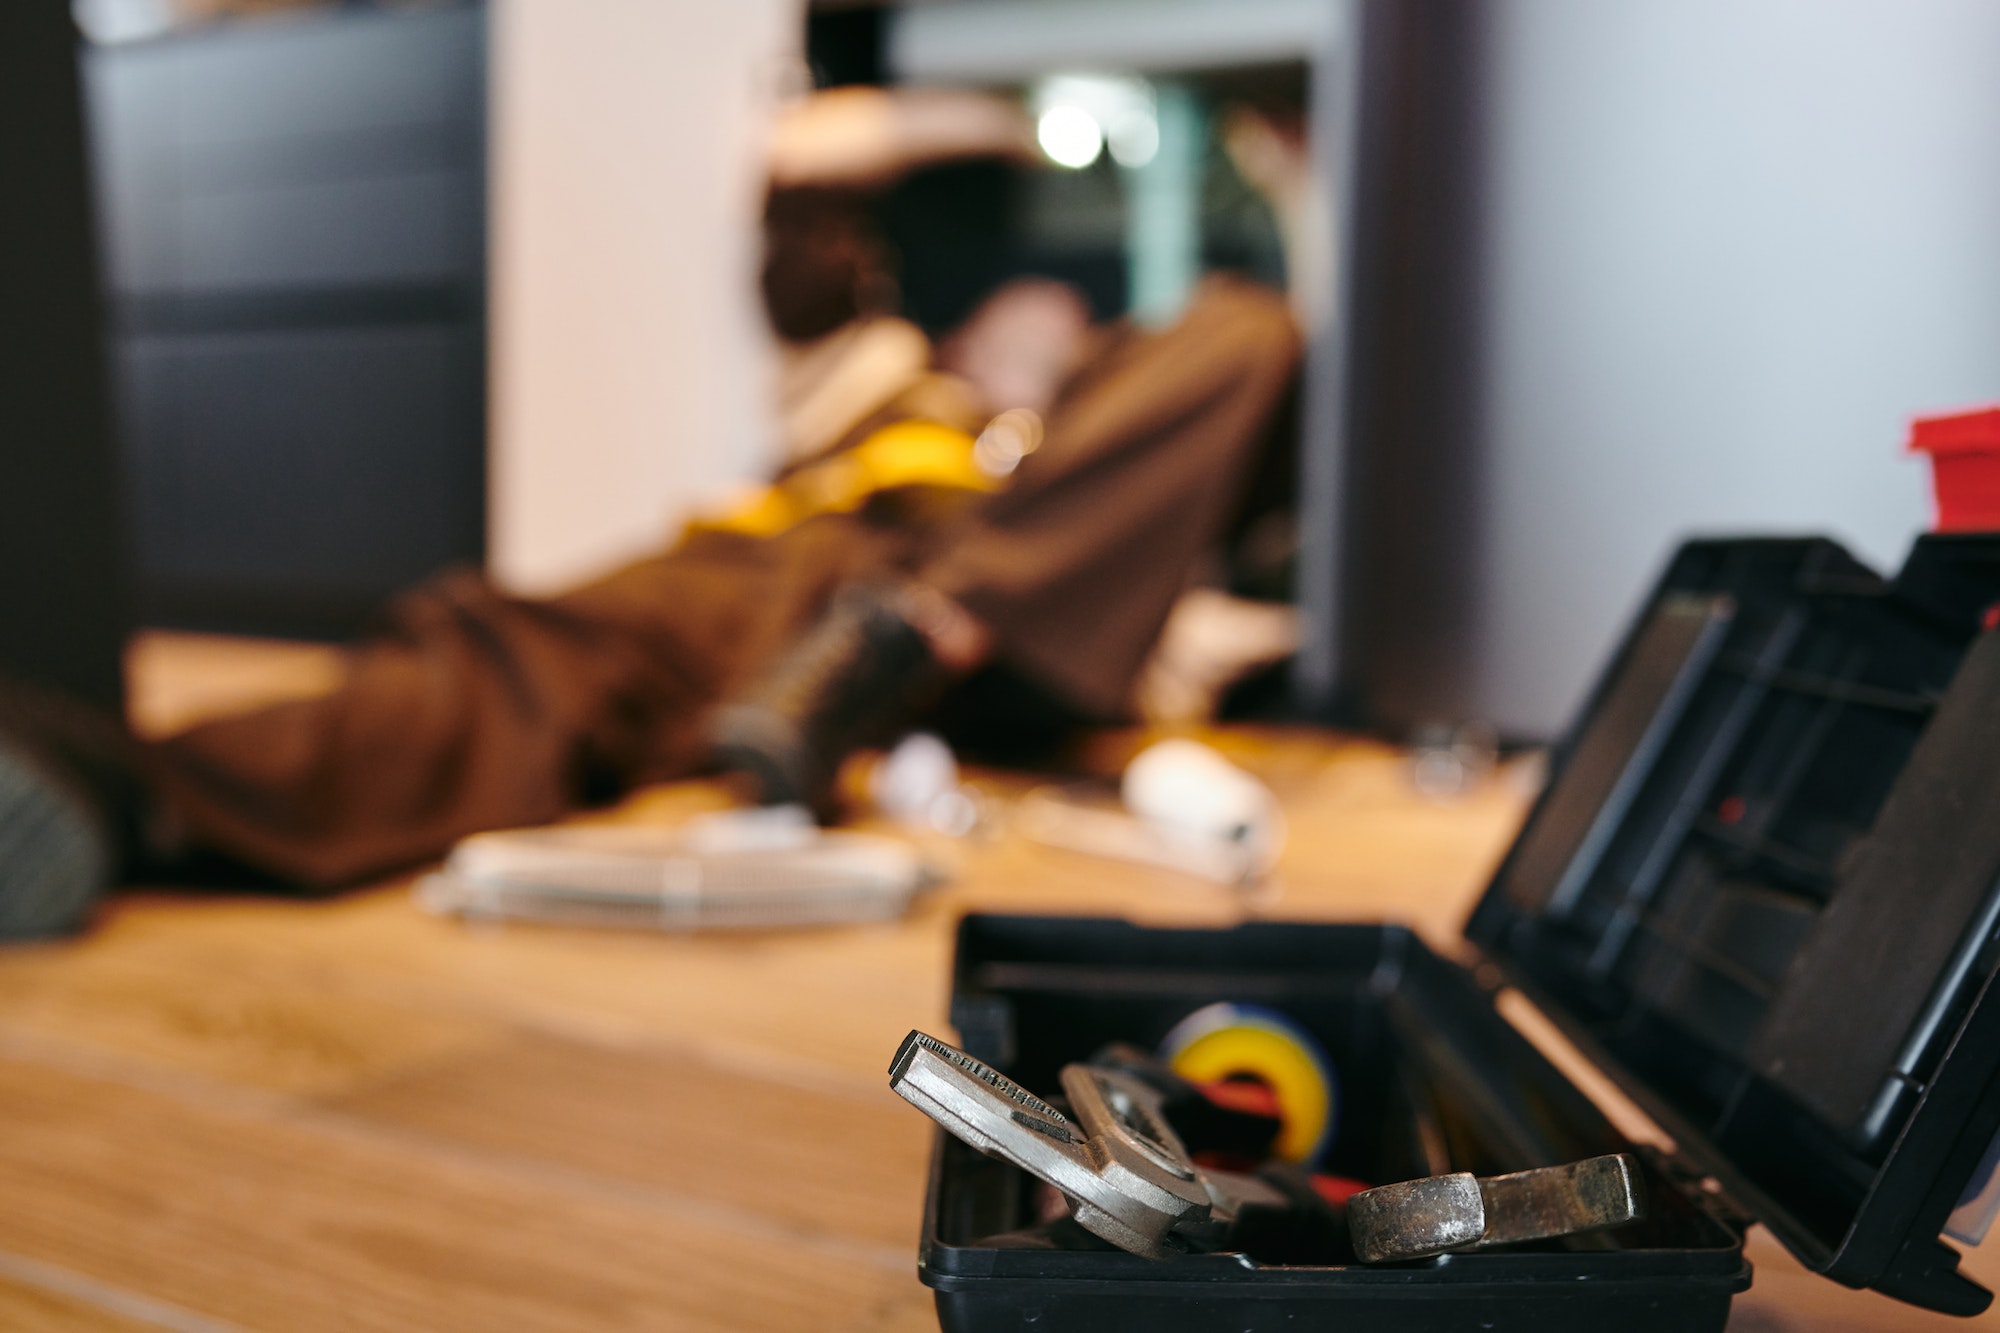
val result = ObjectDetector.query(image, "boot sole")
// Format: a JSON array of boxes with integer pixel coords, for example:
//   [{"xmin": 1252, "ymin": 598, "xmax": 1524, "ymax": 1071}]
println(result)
[{"xmin": 0, "ymin": 738, "xmax": 111, "ymax": 938}]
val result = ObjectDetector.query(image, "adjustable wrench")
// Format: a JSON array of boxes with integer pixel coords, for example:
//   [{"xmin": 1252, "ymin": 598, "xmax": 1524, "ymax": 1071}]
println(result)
[{"xmin": 889, "ymin": 1029, "xmax": 1287, "ymax": 1258}]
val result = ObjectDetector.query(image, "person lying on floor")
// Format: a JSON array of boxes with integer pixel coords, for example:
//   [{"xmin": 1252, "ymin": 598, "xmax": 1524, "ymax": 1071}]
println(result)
[{"xmin": 0, "ymin": 89, "xmax": 1303, "ymax": 937}]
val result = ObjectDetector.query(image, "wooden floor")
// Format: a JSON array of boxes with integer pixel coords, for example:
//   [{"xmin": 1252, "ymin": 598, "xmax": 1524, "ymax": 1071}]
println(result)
[{"xmin": 0, "ymin": 632, "xmax": 1989, "ymax": 1330}]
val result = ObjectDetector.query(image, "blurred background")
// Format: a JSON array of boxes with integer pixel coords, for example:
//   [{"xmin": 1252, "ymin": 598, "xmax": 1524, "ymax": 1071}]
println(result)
[{"xmin": 31, "ymin": 0, "xmax": 2000, "ymax": 740}]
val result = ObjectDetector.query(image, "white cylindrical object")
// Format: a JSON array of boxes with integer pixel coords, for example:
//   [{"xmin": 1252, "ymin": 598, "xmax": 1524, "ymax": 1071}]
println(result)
[{"xmin": 1120, "ymin": 738, "xmax": 1285, "ymax": 877}]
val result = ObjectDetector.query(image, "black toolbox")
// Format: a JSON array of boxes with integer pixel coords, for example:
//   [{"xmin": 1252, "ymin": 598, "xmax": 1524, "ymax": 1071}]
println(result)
[{"xmin": 913, "ymin": 533, "xmax": 2000, "ymax": 1330}]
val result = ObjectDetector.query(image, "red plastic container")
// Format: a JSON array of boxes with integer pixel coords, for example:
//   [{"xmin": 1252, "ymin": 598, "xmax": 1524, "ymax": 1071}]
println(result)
[{"xmin": 1910, "ymin": 406, "xmax": 2000, "ymax": 533}]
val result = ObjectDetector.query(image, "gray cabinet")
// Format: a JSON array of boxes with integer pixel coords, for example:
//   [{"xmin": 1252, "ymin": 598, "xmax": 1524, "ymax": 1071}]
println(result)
[{"xmin": 87, "ymin": 2, "xmax": 487, "ymax": 637}]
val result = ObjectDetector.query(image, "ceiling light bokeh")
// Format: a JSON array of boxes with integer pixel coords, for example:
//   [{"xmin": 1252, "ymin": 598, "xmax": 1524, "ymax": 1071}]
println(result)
[
  {"xmin": 1031, "ymin": 73, "xmax": 1156, "ymax": 171},
  {"xmin": 1036, "ymin": 104, "xmax": 1104, "ymax": 169}
]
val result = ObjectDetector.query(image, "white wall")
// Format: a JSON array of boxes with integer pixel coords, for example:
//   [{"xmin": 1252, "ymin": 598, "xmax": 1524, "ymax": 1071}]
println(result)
[
  {"xmin": 487, "ymin": 0, "xmax": 799, "ymax": 594},
  {"xmin": 1468, "ymin": 0, "xmax": 2000, "ymax": 736}
]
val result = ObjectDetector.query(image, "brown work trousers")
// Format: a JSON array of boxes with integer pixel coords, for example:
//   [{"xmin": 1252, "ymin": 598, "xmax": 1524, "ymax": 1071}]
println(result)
[{"xmin": 146, "ymin": 277, "xmax": 1301, "ymax": 888}]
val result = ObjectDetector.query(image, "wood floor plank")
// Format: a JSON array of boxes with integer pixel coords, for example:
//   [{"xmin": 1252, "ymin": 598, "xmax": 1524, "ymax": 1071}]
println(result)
[
  {"xmin": 0, "ymin": 928, "xmax": 509, "ymax": 1099},
  {"xmin": 0, "ymin": 1275, "xmax": 163, "ymax": 1332},
  {"xmin": 5, "ymin": 888, "xmax": 954, "ymax": 1094},
  {"xmin": 329, "ymin": 1030, "xmax": 934, "ymax": 1252},
  {"xmin": 0, "ymin": 1247, "xmax": 249, "ymax": 1333},
  {"xmin": 0, "ymin": 1054, "xmax": 909, "ymax": 1332},
  {"xmin": 840, "ymin": 1282, "xmax": 943, "ymax": 1333}
]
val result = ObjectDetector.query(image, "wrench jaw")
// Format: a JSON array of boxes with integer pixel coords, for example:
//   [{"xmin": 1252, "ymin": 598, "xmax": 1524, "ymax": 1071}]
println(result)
[
  {"xmin": 1067, "ymin": 1198, "xmax": 1182, "ymax": 1261},
  {"xmin": 1060, "ymin": 1065, "xmax": 1215, "ymax": 1258},
  {"xmin": 1164, "ymin": 1167, "xmax": 1296, "ymax": 1252},
  {"xmin": 889, "ymin": 1031, "xmax": 1100, "ymax": 1201},
  {"xmin": 1349, "ymin": 1173, "xmax": 1487, "ymax": 1262},
  {"xmin": 1471, "ymin": 1153, "xmax": 1647, "ymax": 1252},
  {"xmin": 1348, "ymin": 1154, "xmax": 1647, "ymax": 1263}
]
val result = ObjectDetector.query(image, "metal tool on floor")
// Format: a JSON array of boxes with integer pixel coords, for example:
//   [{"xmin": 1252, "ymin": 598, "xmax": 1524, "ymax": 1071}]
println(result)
[
  {"xmin": 1011, "ymin": 739, "xmax": 1287, "ymax": 888},
  {"xmin": 416, "ymin": 810, "xmax": 939, "ymax": 931},
  {"xmin": 1348, "ymin": 1153, "xmax": 1647, "ymax": 1262}
]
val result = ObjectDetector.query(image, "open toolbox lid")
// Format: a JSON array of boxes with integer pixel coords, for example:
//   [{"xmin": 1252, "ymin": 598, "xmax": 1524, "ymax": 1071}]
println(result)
[{"xmin": 1464, "ymin": 534, "xmax": 2000, "ymax": 1315}]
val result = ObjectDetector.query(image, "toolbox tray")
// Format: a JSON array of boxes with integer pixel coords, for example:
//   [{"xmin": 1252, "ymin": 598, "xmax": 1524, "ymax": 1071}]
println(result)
[{"xmin": 915, "ymin": 534, "xmax": 2000, "ymax": 1331}]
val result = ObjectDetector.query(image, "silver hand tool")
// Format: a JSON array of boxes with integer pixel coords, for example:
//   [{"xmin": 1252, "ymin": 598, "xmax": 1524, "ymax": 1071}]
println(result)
[
  {"xmin": 890, "ymin": 1030, "xmax": 1288, "ymax": 1258},
  {"xmin": 1347, "ymin": 1152, "xmax": 1646, "ymax": 1262},
  {"xmin": 889, "ymin": 1030, "xmax": 1204, "ymax": 1257}
]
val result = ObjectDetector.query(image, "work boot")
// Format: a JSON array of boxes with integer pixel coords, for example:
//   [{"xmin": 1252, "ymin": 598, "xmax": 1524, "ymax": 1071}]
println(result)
[
  {"xmin": 0, "ymin": 680, "xmax": 148, "ymax": 938},
  {"xmin": 710, "ymin": 583, "xmax": 947, "ymax": 817}
]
